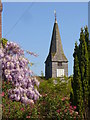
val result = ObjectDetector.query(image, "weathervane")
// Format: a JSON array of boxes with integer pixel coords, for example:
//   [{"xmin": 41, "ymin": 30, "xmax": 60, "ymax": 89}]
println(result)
[
  {"xmin": 54, "ymin": 10, "xmax": 57, "ymax": 22},
  {"xmin": 54, "ymin": 10, "xmax": 57, "ymax": 23}
]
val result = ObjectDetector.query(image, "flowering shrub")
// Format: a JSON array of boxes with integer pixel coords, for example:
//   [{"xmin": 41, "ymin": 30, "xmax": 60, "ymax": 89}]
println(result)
[
  {"xmin": 1, "ymin": 39, "xmax": 81, "ymax": 119},
  {"xmin": 0, "ymin": 39, "xmax": 41, "ymax": 105},
  {"xmin": 31, "ymin": 93, "xmax": 80, "ymax": 119},
  {"xmin": 2, "ymin": 76, "xmax": 81, "ymax": 119},
  {"xmin": 30, "ymin": 78, "xmax": 80, "ymax": 119},
  {"xmin": 56, "ymin": 97, "xmax": 80, "ymax": 119},
  {"xmin": 2, "ymin": 80, "xmax": 33, "ymax": 119}
]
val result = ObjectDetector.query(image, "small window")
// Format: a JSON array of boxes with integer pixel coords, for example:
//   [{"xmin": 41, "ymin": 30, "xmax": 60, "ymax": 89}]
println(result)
[{"xmin": 58, "ymin": 62, "xmax": 62, "ymax": 66}]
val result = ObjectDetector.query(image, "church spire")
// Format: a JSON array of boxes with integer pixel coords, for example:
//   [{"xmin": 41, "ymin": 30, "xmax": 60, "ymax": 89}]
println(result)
[
  {"xmin": 45, "ymin": 11, "xmax": 68, "ymax": 79},
  {"xmin": 48, "ymin": 11, "xmax": 68, "ymax": 62}
]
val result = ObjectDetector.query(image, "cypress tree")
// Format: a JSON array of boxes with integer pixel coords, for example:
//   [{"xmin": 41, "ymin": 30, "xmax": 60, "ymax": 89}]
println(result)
[
  {"xmin": 84, "ymin": 26, "xmax": 90, "ymax": 109},
  {"xmin": 71, "ymin": 27, "xmax": 89, "ymax": 118},
  {"xmin": 72, "ymin": 42, "xmax": 83, "ymax": 116},
  {"xmin": 84, "ymin": 26, "xmax": 89, "ymax": 50},
  {"xmin": 79, "ymin": 28, "xmax": 85, "ymax": 82},
  {"xmin": 88, "ymin": 40, "xmax": 90, "ymax": 109},
  {"xmin": 79, "ymin": 28, "xmax": 89, "ymax": 118}
]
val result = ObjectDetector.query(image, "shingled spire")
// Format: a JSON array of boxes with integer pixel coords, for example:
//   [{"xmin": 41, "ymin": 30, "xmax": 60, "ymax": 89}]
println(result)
[
  {"xmin": 45, "ymin": 11, "xmax": 68, "ymax": 79},
  {"xmin": 49, "ymin": 11, "xmax": 68, "ymax": 62}
]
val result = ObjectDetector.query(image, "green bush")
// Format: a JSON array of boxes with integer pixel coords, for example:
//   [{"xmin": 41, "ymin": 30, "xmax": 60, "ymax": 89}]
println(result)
[{"xmin": 2, "ymin": 77, "xmax": 80, "ymax": 119}]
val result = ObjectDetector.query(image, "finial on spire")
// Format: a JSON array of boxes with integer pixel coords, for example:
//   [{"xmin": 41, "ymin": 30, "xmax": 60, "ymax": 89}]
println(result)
[{"xmin": 54, "ymin": 10, "xmax": 57, "ymax": 23}]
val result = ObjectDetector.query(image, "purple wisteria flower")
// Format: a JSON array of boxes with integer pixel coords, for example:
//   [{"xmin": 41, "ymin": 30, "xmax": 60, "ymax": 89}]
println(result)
[{"xmin": 0, "ymin": 41, "xmax": 41, "ymax": 105}]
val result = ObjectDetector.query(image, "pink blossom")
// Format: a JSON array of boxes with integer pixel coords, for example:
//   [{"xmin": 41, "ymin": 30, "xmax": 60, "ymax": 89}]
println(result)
[
  {"xmin": 73, "ymin": 106, "xmax": 76, "ymax": 109},
  {"xmin": 0, "ymin": 92, "xmax": 4, "ymax": 97},
  {"xmin": 20, "ymin": 107, "xmax": 24, "ymax": 111},
  {"xmin": 69, "ymin": 105, "xmax": 73, "ymax": 109},
  {"xmin": 26, "ymin": 116, "xmax": 30, "ymax": 118},
  {"xmin": 56, "ymin": 109, "xmax": 60, "ymax": 113}
]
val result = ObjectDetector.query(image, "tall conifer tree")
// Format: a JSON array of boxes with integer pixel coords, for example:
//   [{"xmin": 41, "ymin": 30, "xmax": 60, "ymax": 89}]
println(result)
[
  {"xmin": 73, "ymin": 42, "xmax": 83, "ymax": 116},
  {"xmin": 71, "ymin": 27, "xmax": 89, "ymax": 118},
  {"xmin": 79, "ymin": 28, "xmax": 89, "ymax": 118},
  {"xmin": 85, "ymin": 26, "xmax": 89, "ymax": 50},
  {"xmin": 88, "ymin": 40, "xmax": 90, "ymax": 109},
  {"xmin": 84, "ymin": 26, "xmax": 90, "ymax": 109}
]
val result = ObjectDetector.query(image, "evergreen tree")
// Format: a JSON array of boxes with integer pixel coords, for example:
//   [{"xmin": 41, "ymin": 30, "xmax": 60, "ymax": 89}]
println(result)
[
  {"xmin": 84, "ymin": 26, "xmax": 90, "ymax": 109},
  {"xmin": 72, "ymin": 42, "xmax": 83, "ymax": 116},
  {"xmin": 79, "ymin": 28, "xmax": 89, "ymax": 118},
  {"xmin": 84, "ymin": 26, "xmax": 89, "ymax": 50},
  {"xmin": 71, "ymin": 27, "xmax": 89, "ymax": 118},
  {"xmin": 75, "ymin": 28, "xmax": 89, "ymax": 118},
  {"xmin": 79, "ymin": 28, "xmax": 85, "ymax": 82},
  {"xmin": 88, "ymin": 40, "xmax": 90, "ymax": 109}
]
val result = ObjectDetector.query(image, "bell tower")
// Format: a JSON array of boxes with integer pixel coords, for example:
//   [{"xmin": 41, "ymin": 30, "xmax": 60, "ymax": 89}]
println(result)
[
  {"xmin": 0, "ymin": 0, "xmax": 2, "ymax": 38},
  {"xmin": 45, "ymin": 11, "xmax": 68, "ymax": 79}
]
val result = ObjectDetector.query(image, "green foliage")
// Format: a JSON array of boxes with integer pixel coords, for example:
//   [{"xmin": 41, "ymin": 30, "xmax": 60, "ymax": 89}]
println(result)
[
  {"xmin": 2, "ymin": 80, "xmax": 34, "ymax": 119},
  {"xmin": 34, "ymin": 94, "xmax": 80, "ymax": 119},
  {"xmin": 31, "ymin": 77, "xmax": 80, "ymax": 119},
  {"xmin": 85, "ymin": 26, "xmax": 89, "ymax": 51},
  {"xmin": 85, "ymin": 26, "xmax": 90, "ymax": 109},
  {"xmin": 39, "ymin": 77, "xmax": 71, "ymax": 97},
  {"xmin": 88, "ymin": 40, "xmax": 90, "ymax": 108},
  {"xmin": 79, "ymin": 27, "xmax": 89, "ymax": 118},
  {"xmin": 73, "ymin": 42, "xmax": 83, "ymax": 116},
  {"xmin": 71, "ymin": 26, "xmax": 90, "ymax": 119},
  {"xmin": 2, "ymin": 76, "xmax": 81, "ymax": 119},
  {"xmin": 0, "ymin": 38, "xmax": 8, "ymax": 48}
]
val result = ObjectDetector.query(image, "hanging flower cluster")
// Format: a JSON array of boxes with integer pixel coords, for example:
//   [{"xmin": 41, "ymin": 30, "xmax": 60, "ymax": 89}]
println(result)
[{"xmin": 0, "ymin": 39, "xmax": 41, "ymax": 104}]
